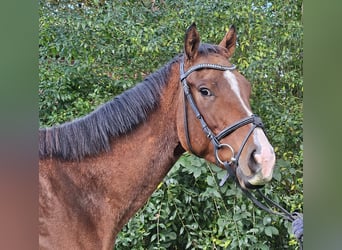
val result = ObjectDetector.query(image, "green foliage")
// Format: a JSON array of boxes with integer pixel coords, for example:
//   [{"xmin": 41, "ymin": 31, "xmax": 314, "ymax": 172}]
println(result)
[{"xmin": 39, "ymin": 0, "xmax": 303, "ymax": 249}]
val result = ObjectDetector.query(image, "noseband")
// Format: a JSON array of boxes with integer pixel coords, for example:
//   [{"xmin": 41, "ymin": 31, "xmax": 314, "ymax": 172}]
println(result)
[{"xmin": 180, "ymin": 58, "xmax": 264, "ymax": 186}]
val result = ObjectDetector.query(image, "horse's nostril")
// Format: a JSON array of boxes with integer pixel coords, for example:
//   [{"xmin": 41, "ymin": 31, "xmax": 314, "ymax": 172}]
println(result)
[{"xmin": 248, "ymin": 150, "xmax": 260, "ymax": 173}]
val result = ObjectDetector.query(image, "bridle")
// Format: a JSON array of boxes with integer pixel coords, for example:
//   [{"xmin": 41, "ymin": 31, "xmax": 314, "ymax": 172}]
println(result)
[
  {"xmin": 179, "ymin": 57, "xmax": 264, "ymax": 186},
  {"xmin": 179, "ymin": 57, "xmax": 303, "ymax": 249}
]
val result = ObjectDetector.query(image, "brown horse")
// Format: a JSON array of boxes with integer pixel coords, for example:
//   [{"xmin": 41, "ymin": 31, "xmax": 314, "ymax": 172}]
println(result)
[{"xmin": 39, "ymin": 24, "xmax": 275, "ymax": 249}]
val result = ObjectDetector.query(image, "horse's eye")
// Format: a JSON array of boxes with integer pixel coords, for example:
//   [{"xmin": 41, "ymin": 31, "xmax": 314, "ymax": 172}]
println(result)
[{"xmin": 199, "ymin": 87, "xmax": 212, "ymax": 96}]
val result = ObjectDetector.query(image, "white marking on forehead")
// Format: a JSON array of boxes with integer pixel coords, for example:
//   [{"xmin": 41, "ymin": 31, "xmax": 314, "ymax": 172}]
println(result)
[{"xmin": 224, "ymin": 70, "xmax": 252, "ymax": 116}]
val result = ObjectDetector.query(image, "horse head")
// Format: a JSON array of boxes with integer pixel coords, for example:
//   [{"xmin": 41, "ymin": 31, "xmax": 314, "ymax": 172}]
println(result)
[{"xmin": 177, "ymin": 23, "xmax": 276, "ymax": 189}]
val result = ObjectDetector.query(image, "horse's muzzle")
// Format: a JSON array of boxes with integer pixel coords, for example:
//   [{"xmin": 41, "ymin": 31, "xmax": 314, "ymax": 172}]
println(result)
[
  {"xmin": 237, "ymin": 167, "xmax": 273, "ymax": 189},
  {"xmin": 236, "ymin": 146, "xmax": 275, "ymax": 189}
]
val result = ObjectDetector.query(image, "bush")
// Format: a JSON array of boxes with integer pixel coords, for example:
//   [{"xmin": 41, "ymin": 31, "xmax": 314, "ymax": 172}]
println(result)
[{"xmin": 39, "ymin": 0, "xmax": 303, "ymax": 249}]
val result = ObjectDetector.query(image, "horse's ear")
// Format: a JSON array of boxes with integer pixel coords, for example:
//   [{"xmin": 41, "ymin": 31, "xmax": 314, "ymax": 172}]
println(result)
[
  {"xmin": 219, "ymin": 25, "xmax": 237, "ymax": 58},
  {"xmin": 184, "ymin": 23, "xmax": 200, "ymax": 61}
]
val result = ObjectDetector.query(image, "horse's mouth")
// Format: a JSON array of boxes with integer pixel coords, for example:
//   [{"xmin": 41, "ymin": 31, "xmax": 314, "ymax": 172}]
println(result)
[{"xmin": 236, "ymin": 167, "xmax": 272, "ymax": 190}]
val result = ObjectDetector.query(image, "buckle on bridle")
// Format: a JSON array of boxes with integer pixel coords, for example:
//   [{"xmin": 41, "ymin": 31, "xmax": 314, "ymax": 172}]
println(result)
[{"xmin": 252, "ymin": 114, "xmax": 264, "ymax": 128}]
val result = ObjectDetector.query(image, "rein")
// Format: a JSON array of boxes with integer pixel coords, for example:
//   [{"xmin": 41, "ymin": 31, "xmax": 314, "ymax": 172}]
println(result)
[{"xmin": 179, "ymin": 58, "xmax": 303, "ymax": 249}]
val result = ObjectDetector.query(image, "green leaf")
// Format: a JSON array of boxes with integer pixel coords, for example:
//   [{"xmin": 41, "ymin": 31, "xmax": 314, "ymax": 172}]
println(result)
[
  {"xmin": 264, "ymin": 226, "xmax": 279, "ymax": 237},
  {"xmin": 206, "ymin": 176, "xmax": 216, "ymax": 187},
  {"xmin": 264, "ymin": 226, "xmax": 273, "ymax": 237},
  {"xmin": 168, "ymin": 232, "xmax": 177, "ymax": 240},
  {"xmin": 263, "ymin": 216, "xmax": 272, "ymax": 225}
]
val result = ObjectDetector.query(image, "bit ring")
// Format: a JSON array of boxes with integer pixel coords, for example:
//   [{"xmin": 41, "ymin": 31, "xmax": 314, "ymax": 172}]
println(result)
[{"xmin": 215, "ymin": 143, "xmax": 236, "ymax": 166}]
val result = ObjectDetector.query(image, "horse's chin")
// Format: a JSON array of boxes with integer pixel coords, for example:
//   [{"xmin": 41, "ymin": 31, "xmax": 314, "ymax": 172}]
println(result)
[{"xmin": 236, "ymin": 167, "xmax": 272, "ymax": 190}]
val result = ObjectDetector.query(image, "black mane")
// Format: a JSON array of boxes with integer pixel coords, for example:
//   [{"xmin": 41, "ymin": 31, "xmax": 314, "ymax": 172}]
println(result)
[{"xmin": 39, "ymin": 44, "xmax": 223, "ymax": 161}]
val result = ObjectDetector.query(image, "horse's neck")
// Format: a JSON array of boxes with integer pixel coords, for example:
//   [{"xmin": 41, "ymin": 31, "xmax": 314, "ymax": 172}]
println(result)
[{"xmin": 104, "ymin": 80, "xmax": 184, "ymax": 235}]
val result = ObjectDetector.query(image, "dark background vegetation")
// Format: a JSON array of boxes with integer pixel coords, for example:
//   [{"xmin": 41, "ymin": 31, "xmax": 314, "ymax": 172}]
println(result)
[{"xmin": 39, "ymin": 0, "xmax": 303, "ymax": 249}]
